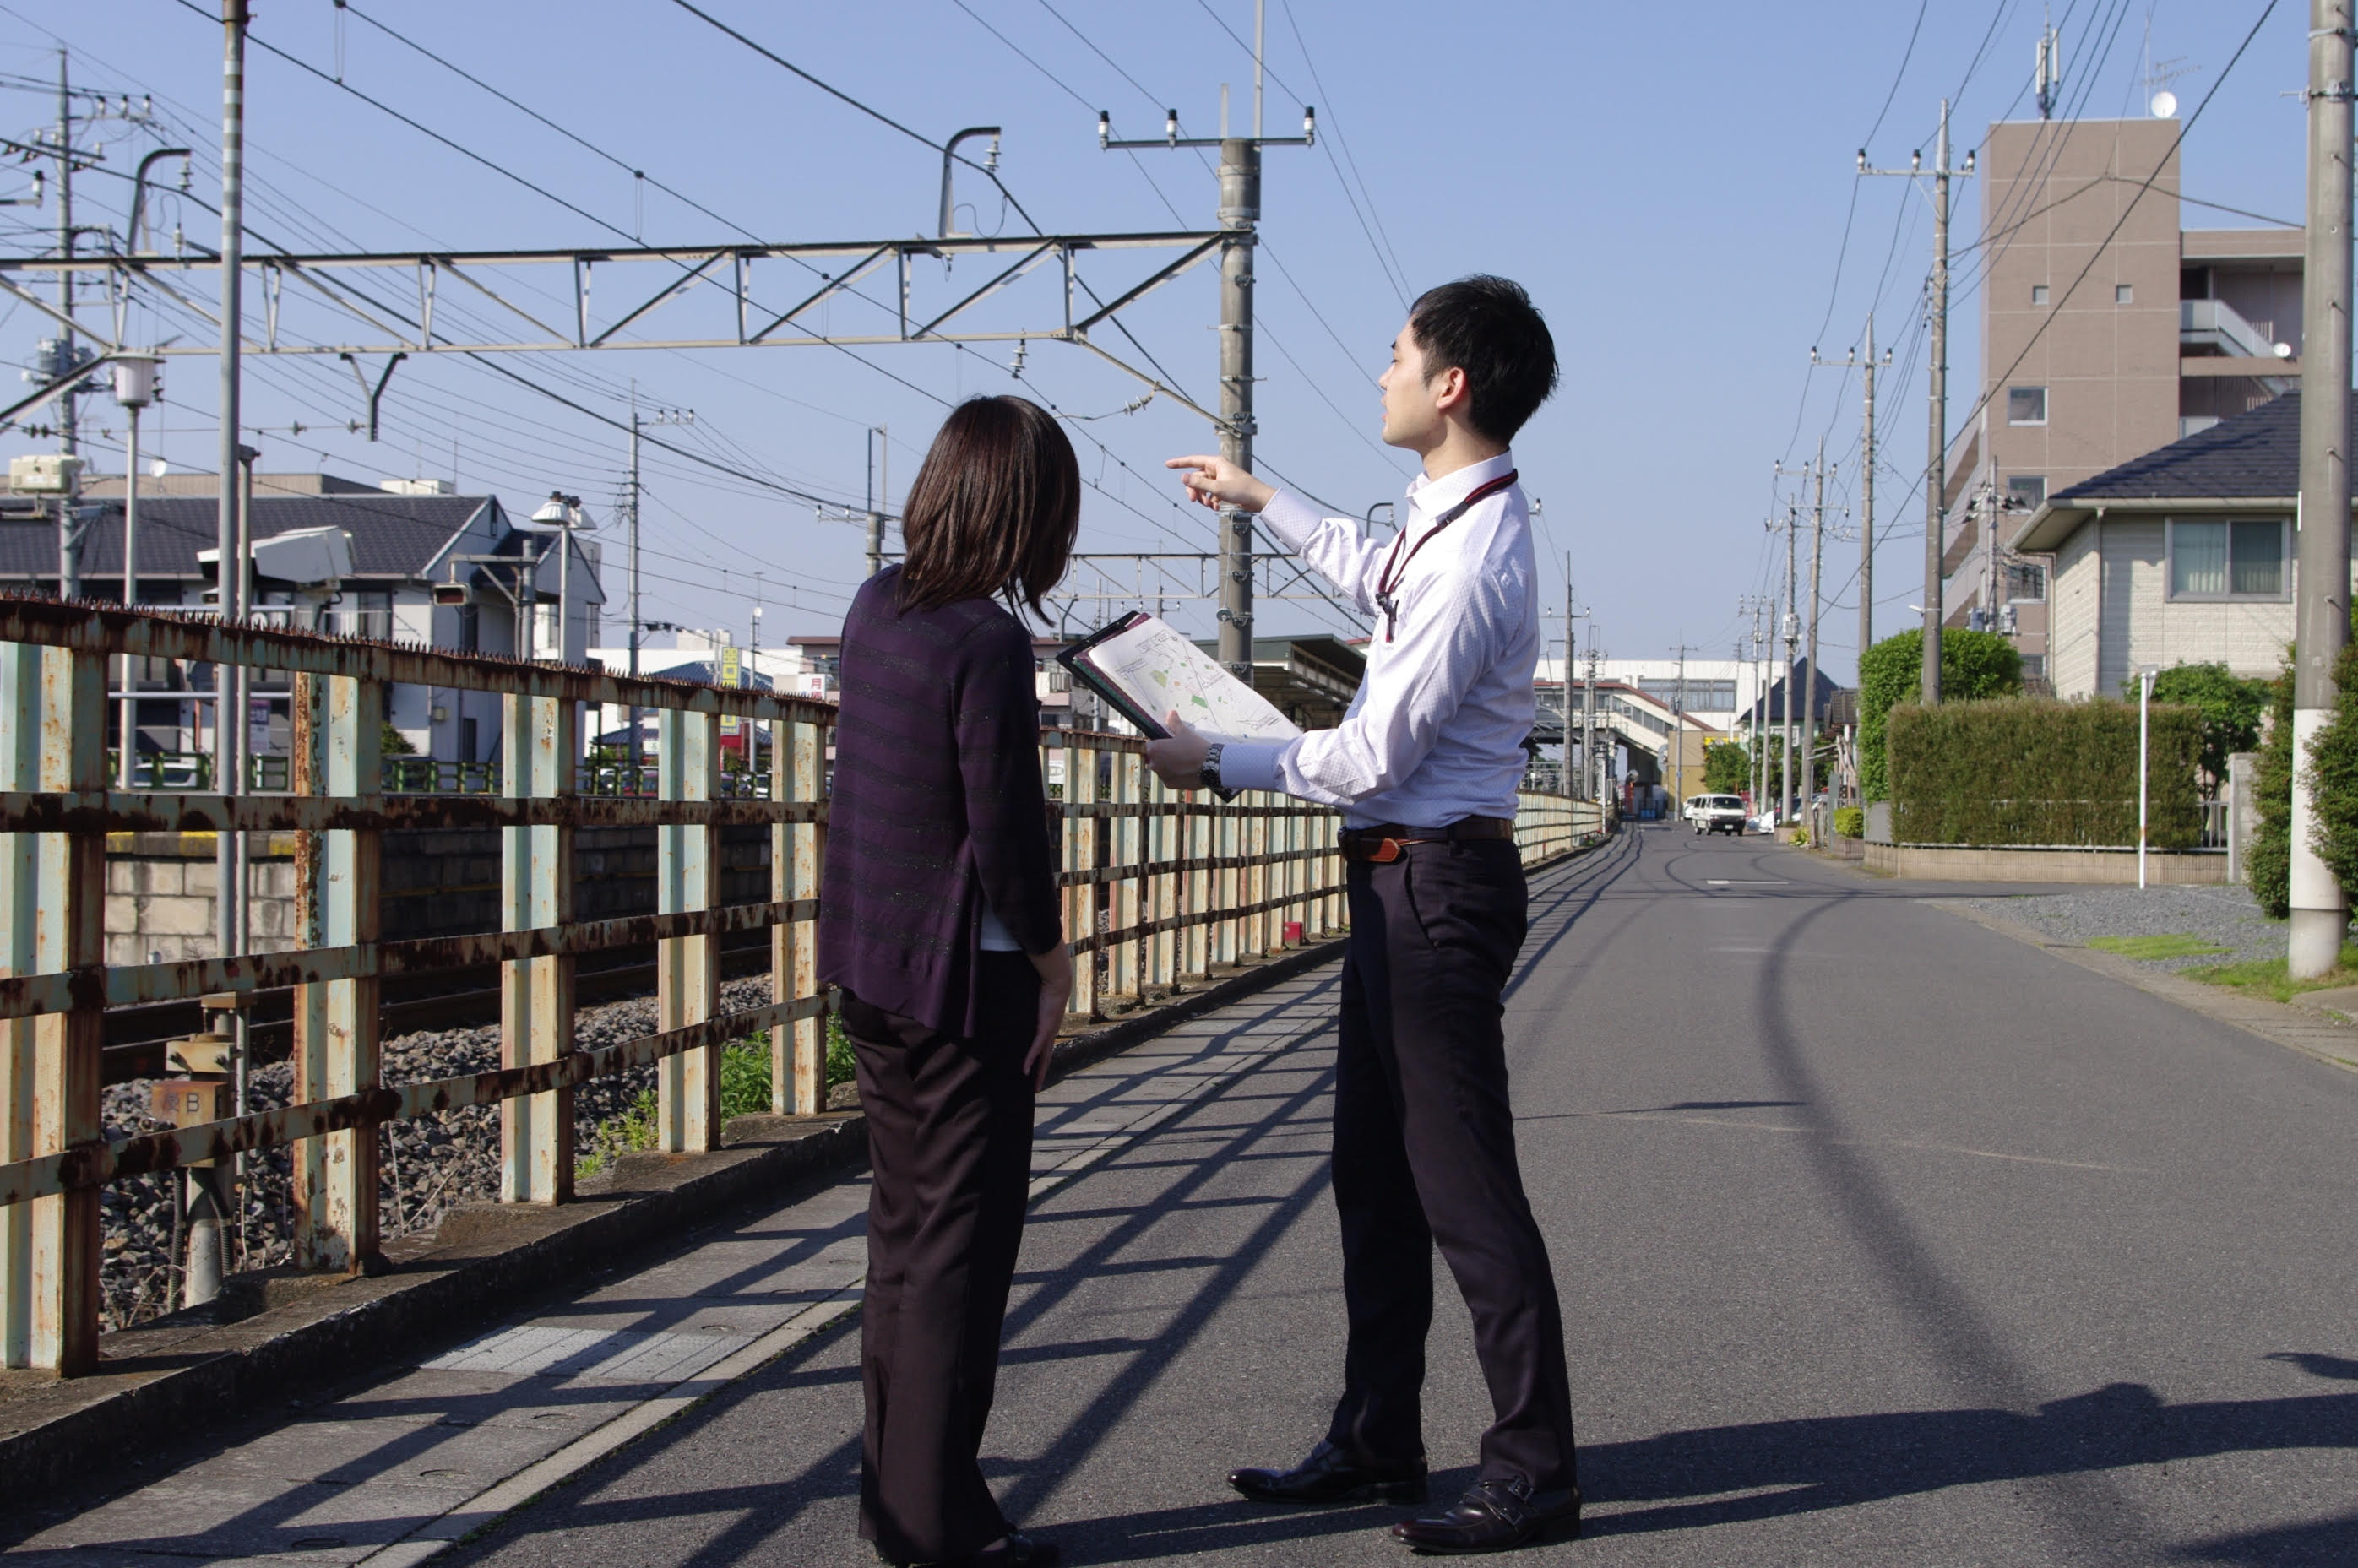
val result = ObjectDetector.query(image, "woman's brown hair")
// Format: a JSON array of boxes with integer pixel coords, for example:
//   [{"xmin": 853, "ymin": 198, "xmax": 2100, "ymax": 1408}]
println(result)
[{"xmin": 894, "ymin": 395, "xmax": 1080, "ymax": 617}]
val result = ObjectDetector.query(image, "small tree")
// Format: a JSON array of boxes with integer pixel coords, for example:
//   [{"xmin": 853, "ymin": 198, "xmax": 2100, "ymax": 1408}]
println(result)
[
  {"xmin": 1701, "ymin": 740, "xmax": 1750, "ymax": 795},
  {"xmin": 2248, "ymin": 661, "xmax": 2295, "ymax": 917},
  {"xmin": 379, "ymin": 722, "xmax": 416, "ymax": 757},
  {"xmin": 2120, "ymin": 662, "xmax": 2267, "ymax": 798},
  {"xmin": 1857, "ymin": 627, "xmax": 2023, "ymax": 800}
]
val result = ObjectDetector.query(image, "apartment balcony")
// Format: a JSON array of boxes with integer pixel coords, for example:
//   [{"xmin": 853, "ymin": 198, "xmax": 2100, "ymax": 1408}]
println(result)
[{"xmin": 2181, "ymin": 298, "xmax": 2298, "ymax": 393}]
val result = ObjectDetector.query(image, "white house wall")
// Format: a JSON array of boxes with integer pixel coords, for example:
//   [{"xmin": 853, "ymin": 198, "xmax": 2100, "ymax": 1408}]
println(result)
[
  {"xmin": 2096, "ymin": 518, "xmax": 2164, "ymax": 697},
  {"xmin": 2045, "ymin": 511, "xmax": 2312, "ymax": 701},
  {"xmin": 2049, "ymin": 522, "xmax": 2102, "ymax": 697}
]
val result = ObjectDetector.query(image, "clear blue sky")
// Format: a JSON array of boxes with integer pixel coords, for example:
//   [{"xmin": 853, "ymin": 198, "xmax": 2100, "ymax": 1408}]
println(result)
[{"xmin": 1, "ymin": 1, "xmax": 2313, "ymax": 679}]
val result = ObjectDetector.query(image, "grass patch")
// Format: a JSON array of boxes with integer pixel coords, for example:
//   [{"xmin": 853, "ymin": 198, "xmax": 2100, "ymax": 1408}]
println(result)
[
  {"xmin": 2085, "ymin": 933, "xmax": 2231, "ymax": 962},
  {"xmin": 2181, "ymin": 941, "xmax": 2358, "ymax": 1004},
  {"xmin": 575, "ymin": 1024, "xmax": 859, "ymax": 1181}
]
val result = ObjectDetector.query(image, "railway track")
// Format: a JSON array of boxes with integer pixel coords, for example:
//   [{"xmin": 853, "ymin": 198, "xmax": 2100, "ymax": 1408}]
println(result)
[{"xmin": 101, "ymin": 932, "xmax": 774, "ymax": 1085}]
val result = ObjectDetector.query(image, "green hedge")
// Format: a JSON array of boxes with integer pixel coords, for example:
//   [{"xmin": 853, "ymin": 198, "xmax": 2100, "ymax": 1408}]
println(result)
[
  {"xmin": 1887, "ymin": 697, "xmax": 2203, "ymax": 848},
  {"xmin": 2247, "ymin": 665, "xmax": 2295, "ymax": 915},
  {"xmin": 1857, "ymin": 628, "xmax": 2023, "ymax": 801}
]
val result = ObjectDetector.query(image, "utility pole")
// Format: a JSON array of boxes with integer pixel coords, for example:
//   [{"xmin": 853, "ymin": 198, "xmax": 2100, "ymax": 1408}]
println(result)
[
  {"xmin": 55, "ymin": 48, "xmax": 80, "ymax": 601},
  {"xmin": 1743, "ymin": 595, "xmax": 1768, "ymax": 815},
  {"xmin": 2290, "ymin": 0, "xmax": 2353, "ymax": 978},
  {"xmin": 864, "ymin": 424, "xmax": 889, "ymax": 578},
  {"xmin": 1802, "ymin": 443, "xmax": 1828, "ymax": 834},
  {"xmin": 1561, "ymin": 551, "xmax": 1577, "ymax": 793},
  {"xmin": 1782, "ymin": 505, "xmax": 1800, "ymax": 823},
  {"xmin": 628, "ymin": 400, "xmax": 691, "ymax": 783},
  {"xmin": 1584, "ymin": 629, "xmax": 1599, "ymax": 805},
  {"xmin": 1100, "ymin": 9, "xmax": 1312, "ymax": 680},
  {"xmin": 114, "ymin": 357, "xmax": 159, "ymax": 789},
  {"xmin": 1670, "ymin": 643, "xmax": 1696, "ymax": 812},
  {"xmin": 214, "ymin": 0, "xmax": 248, "ymax": 1077},
  {"xmin": 1861, "ymin": 314, "xmax": 1882, "ymax": 668},
  {"xmin": 1862, "ymin": 106, "xmax": 1971, "ymax": 705}
]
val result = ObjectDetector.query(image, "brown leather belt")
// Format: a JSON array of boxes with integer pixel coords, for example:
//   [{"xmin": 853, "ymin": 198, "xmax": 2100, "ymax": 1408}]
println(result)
[{"xmin": 1339, "ymin": 816, "xmax": 1514, "ymax": 864}]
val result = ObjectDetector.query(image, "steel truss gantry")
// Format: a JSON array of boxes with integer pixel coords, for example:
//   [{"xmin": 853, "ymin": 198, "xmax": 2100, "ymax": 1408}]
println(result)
[{"xmin": 0, "ymin": 229, "xmax": 1231, "ymax": 426}]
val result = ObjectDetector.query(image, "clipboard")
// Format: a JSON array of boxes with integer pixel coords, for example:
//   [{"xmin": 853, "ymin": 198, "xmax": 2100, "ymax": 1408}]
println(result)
[{"xmin": 1056, "ymin": 611, "xmax": 1301, "ymax": 800}]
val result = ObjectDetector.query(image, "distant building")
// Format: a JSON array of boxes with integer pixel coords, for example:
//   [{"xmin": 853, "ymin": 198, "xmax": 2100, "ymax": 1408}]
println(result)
[
  {"xmin": 0, "ymin": 473, "xmax": 600, "ymax": 765},
  {"xmin": 1943, "ymin": 116, "xmax": 2302, "ymax": 681},
  {"xmin": 2008, "ymin": 390, "xmax": 2338, "ymax": 699}
]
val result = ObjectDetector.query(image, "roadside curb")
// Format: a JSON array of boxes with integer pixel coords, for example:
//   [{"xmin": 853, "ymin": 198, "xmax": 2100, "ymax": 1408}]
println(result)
[{"xmin": 1928, "ymin": 899, "xmax": 2358, "ymax": 1076}]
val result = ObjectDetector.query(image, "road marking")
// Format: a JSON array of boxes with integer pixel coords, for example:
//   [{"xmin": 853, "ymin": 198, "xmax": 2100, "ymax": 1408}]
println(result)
[
  {"xmin": 1706, "ymin": 879, "xmax": 1790, "ymax": 887},
  {"xmin": 1588, "ymin": 1110, "xmax": 2157, "ymax": 1174}
]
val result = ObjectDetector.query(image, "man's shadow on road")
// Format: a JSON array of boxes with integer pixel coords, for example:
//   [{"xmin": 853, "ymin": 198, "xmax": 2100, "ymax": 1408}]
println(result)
[{"xmin": 1050, "ymin": 1366, "xmax": 2358, "ymax": 1564}]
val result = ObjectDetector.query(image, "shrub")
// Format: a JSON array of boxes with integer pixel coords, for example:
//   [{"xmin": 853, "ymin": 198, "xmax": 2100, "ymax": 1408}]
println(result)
[
  {"xmin": 1834, "ymin": 806, "xmax": 1865, "ymax": 839},
  {"xmin": 2247, "ymin": 661, "xmax": 2296, "ymax": 915},
  {"xmin": 1857, "ymin": 628, "xmax": 2023, "ymax": 800},
  {"xmin": 2305, "ymin": 636, "xmax": 2358, "ymax": 899},
  {"xmin": 1886, "ymin": 697, "xmax": 2202, "ymax": 848},
  {"xmin": 2121, "ymin": 662, "xmax": 2268, "ymax": 798}
]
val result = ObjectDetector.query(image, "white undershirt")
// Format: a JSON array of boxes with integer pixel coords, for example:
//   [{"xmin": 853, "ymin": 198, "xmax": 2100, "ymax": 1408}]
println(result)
[{"xmin": 977, "ymin": 898, "xmax": 1022, "ymax": 952}]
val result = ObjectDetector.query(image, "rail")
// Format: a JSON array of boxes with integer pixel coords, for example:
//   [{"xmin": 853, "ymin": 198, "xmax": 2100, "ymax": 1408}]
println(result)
[{"xmin": 0, "ymin": 596, "xmax": 1602, "ymax": 1374}]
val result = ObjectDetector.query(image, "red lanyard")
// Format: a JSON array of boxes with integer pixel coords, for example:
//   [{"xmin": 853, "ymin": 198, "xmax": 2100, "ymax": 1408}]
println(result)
[{"xmin": 1375, "ymin": 470, "xmax": 1517, "ymax": 643}]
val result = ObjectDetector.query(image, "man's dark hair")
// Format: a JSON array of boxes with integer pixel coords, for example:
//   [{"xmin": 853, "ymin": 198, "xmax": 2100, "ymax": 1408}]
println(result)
[
  {"xmin": 1408, "ymin": 274, "xmax": 1558, "ymax": 443},
  {"xmin": 897, "ymin": 395, "xmax": 1081, "ymax": 618}
]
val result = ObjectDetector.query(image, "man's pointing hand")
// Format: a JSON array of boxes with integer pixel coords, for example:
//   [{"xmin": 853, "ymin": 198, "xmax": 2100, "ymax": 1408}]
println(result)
[{"xmin": 1165, "ymin": 454, "xmax": 1274, "ymax": 516}]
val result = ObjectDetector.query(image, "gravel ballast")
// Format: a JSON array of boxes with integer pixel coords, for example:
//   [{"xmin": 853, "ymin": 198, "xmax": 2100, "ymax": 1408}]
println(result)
[
  {"xmin": 96, "ymin": 974, "xmax": 777, "ymax": 1332},
  {"xmin": 1958, "ymin": 882, "xmax": 2300, "ymax": 972}
]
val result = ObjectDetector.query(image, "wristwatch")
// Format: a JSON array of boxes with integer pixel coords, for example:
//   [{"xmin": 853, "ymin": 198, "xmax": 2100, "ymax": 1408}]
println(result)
[{"xmin": 1200, "ymin": 742, "xmax": 1225, "ymax": 794}]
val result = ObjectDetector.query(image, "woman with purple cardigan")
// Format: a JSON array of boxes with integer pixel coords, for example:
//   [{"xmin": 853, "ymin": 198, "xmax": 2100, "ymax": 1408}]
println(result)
[{"xmin": 819, "ymin": 396, "xmax": 1078, "ymax": 1568}]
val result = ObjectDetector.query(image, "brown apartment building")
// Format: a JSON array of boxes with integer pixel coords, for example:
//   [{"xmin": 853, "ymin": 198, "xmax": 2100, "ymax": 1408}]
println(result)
[{"xmin": 1943, "ymin": 115, "xmax": 2300, "ymax": 683}]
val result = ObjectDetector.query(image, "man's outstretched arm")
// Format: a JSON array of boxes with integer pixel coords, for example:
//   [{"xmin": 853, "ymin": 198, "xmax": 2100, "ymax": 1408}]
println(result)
[{"xmin": 1165, "ymin": 453, "xmax": 1389, "ymax": 613}]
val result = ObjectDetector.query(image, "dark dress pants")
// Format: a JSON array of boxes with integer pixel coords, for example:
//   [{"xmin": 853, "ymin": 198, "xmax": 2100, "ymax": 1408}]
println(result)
[
  {"xmin": 1325, "ymin": 838, "xmax": 1578, "ymax": 1491},
  {"xmin": 844, "ymin": 952, "xmax": 1039, "ymax": 1564}
]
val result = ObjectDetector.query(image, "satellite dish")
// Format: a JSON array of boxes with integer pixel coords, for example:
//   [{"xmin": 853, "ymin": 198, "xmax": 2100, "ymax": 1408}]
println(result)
[{"xmin": 2150, "ymin": 90, "xmax": 2179, "ymax": 119}]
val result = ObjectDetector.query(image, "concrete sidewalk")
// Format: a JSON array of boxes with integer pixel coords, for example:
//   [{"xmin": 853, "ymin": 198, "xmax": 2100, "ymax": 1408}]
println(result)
[{"xmin": 0, "ymin": 966, "xmax": 1347, "ymax": 1568}]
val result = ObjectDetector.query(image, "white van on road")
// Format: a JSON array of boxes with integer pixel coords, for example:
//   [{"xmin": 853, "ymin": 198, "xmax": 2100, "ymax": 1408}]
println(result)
[{"xmin": 1684, "ymin": 794, "xmax": 1750, "ymax": 835}]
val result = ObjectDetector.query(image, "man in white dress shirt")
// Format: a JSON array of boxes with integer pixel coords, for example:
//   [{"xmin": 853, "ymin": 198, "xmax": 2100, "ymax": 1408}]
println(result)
[{"xmin": 1149, "ymin": 277, "xmax": 1578, "ymax": 1554}]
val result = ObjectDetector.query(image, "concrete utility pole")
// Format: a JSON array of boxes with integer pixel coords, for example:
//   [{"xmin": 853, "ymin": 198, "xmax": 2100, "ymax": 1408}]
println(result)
[
  {"xmin": 54, "ymin": 49, "xmax": 83, "ymax": 602},
  {"xmin": 114, "ymin": 357, "xmax": 160, "ymax": 789},
  {"xmin": 1584, "ymin": 629, "xmax": 1599, "ymax": 803},
  {"xmin": 1100, "ymin": 14, "xmax": 1312, "ymax": 681},
  {"xmin": 864, "ymin": 424, "xmax": 888, "ymax": 579},
  {"xmin": 2290, "ymin": 0, "xmax": 2354, "ymax": 978},
  {"xmin": 1863, "ymin": 105, "xmax": 1971, "ymax": 705},
  {"xmin": 1802, "ymin": 444, "xmax": 1828, "ymax": 832},
  {"xmin": 1782, "ymin": 507, "xmax": 1800, "ymax": 823},
  {"xmin": 1861, "ymin": 314, "xmax": 1882, "ymax": 665},
  {"xmin": 214, "ymin": 0, "xmax": 247, "ymax": 1002},
  {"xmin": 628, "ymin": 401, "xmax": 691, "ymax": 782}
]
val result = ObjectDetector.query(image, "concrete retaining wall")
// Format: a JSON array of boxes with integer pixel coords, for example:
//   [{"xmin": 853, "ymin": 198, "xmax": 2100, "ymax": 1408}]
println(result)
[
  {"xmin": 1862, "ymin": 841, "xmax": 2230, "ymax": 884},
  {"xmin": 105, "ymin": 827, "xmax": 777, "ymax": 966}
]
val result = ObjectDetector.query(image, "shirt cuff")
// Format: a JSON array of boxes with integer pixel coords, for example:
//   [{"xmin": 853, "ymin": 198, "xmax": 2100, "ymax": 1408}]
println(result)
[
  {"xmin": 1215, "ymin": 738, "xmax": 1293, "ymax": 795},
  {"xmin": 1257, "ymin": 489, "xmax": 1328, "ymax": 551}
]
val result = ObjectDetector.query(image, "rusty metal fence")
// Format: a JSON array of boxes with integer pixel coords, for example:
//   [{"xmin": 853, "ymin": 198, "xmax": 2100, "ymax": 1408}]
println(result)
[{"xmin": 0, "ymin": 599, "xmax": 1600, "ymax": 1375}]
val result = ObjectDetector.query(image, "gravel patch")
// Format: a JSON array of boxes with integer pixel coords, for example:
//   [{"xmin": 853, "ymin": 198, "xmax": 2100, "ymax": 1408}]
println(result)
[
  {"xmin": 1958, "ymin": 882, "xmax": 2306, "ymax": 972},
  {"xmin": 98, "ymin": 974, "xmax": 777, "ymax": 1332}
]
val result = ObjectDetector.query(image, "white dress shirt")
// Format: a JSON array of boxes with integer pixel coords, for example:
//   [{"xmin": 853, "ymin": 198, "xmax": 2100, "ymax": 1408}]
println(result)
[{"xmin": 1216, "ymin": 451, "xmax": 1539, "ymax": 828}]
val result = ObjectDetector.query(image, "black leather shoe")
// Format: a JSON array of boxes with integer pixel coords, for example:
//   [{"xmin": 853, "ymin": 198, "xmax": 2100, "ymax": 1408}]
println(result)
[
  {"xmin": 953, "ymin": 1530, "xmax": 1060, "ymax": 1566},
  {"xmin": 1388, "ymin": 1478, "xmax": 1579, "ymax": 1554},
  {"xmin": 1230, "ymin": 1439, "xmax": 1428, "ymax": 1506}
]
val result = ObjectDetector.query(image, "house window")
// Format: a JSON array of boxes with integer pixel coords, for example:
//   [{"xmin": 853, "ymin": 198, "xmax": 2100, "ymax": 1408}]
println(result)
[
  {"xmin": 2168, "ymin": 518, "xmax": 2288, "ymax": 600},
  {"xmin": 2116, "ymin": 284, "xmax": 2134, "ymax": 305},
  {"xmin": 2008, "ymin": 475, "xmax": 2047, "ymax": 511},
  {"xmin": 2031, "ymin": 284, "xmax": 2051, "ymax": 306},
  {"xmin": 2007, "ymin": 562, "xmax": 2047, "ymax": 601},
  {"xmin": 2020, "ymin": 654, "xmax": 2047, "ymax": 678},
  {"xmin": 2008, "ymin": 387, "xmax": 2047, "ymax": 426}
]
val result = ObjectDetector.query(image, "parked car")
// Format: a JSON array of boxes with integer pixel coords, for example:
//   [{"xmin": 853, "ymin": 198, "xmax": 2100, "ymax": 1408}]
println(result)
[{"xmin": 1684, "ymin": 794, "xmax": 1749, "ymax": 835}]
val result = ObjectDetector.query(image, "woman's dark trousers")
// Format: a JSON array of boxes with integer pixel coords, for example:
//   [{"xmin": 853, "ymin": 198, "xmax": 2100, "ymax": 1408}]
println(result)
[{"xmin": 845, "ymin": 953, "xmax": 1039, "ymax": 1564}]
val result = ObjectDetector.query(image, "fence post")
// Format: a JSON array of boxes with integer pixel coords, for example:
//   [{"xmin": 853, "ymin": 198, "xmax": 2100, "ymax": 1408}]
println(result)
[
  {"xmin": 1069, "ymin": 736, "xmax": 1100, "ymax": 1019},
  {"xmin": 0, "ymin": 643, "xmax": 41, "ymax": 1366},
  {"xmin": 13, "ymin": 648, "xmax": 106, "ymax": 1373},
  {"xmin": 291, "ymin": 675, "xmax": 384, "ymax": 1267},
  {"xmin": 500, "ymin": 688, "xmax": 575, "ymax": 1202},
  {"xmin": 1114, "ymin": 748, "xmax": 1141, "ymax": 1006},
  {"xmin": 774, "ymin": 713, "xmax": 826, "ymax": 1115},
  {"xmin": 659, "ymin": 705, "xmax": 720, "ymax": 1150}
]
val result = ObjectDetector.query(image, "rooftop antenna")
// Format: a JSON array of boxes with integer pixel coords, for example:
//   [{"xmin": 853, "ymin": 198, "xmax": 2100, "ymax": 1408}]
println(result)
[{"xmin": 2035, "ymin": 14, "xmax": 2062, "ymax": 120}]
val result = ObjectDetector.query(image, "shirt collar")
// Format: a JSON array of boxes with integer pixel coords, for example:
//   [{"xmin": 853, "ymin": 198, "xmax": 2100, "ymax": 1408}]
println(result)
[{"xmin": 1404, "ymin": 450, "xmax": 1516, "ymax": 524}]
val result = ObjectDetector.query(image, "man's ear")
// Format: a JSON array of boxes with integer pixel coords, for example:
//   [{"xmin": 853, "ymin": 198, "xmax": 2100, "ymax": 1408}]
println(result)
[{"xmin": 1430, "ymin": 364, "xmax": 1472, "ymax": 416}]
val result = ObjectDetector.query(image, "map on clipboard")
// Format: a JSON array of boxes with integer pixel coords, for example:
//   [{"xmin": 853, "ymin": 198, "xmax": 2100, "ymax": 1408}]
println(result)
[{"xmin": 1057, "ymin": 611, "xmax": 1301, "ymax": 746}]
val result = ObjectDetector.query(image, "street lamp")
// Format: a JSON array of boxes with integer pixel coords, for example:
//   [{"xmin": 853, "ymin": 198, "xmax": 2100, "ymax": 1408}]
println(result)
[
  {"xmin": 2138, "ymin": 665, "xmax": 2160, "ymax": 890},
  {"xmin": 527, "ymin": 491, "xmax": 596, "ymax": 665}
]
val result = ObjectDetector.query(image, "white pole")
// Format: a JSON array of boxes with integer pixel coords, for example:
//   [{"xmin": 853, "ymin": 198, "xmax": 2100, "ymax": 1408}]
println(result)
[{"xmin": 2138, "ymin": 668, "xmax": 2154, "ymax": 890}]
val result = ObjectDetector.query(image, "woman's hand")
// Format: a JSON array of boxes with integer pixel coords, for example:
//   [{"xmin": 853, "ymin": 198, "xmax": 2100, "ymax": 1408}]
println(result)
[
  {"xmin": 1164, "ymin": 453, "xmax": 1274, "ymax": 516},
  {"xmin": 1024, "ymin": 943, "xmax": 1074, "ymax": 1091}
]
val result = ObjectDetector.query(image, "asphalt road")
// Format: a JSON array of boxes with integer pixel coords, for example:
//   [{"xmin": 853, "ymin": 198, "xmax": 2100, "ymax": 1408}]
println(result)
[{"xmin": 438, "ymin": 827, "xmax": 2358, "ymax": 1566}]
